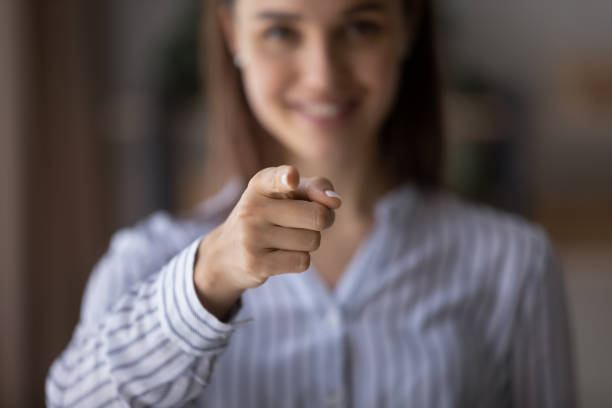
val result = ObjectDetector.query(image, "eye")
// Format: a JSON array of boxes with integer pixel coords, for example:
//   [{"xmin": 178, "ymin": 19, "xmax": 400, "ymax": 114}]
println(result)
[
  {"xmin": 263, "ymin": 26, "xmax": 296, "ymax": 42},
  {"xmin": 346, "ymin": 20, "xmax": 382, "ymax": 37}
]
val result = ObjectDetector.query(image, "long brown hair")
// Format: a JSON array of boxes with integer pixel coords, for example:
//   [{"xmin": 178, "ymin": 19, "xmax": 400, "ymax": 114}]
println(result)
[{"xmin": 202, "ymin": 0, "xmax": 444, "ymax": 190}]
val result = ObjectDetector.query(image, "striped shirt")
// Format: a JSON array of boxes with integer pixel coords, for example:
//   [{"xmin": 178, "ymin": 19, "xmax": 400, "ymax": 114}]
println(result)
[{"xmin": 46, "ymin": 181, "xmax": 576, "ymax": 407}]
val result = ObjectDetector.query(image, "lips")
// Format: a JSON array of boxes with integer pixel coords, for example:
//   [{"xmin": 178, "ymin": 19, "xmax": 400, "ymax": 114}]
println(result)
[
  {"xmin": 300, "ymin": 103, "xmax": 347, "ymax": 118},
  {"xmin": 291, "ymin": 100, "xmax": 359, "ymax": 128}
]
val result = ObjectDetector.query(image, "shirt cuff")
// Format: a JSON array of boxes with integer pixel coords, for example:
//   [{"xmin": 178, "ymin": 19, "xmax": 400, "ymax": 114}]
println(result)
[{"xmin": 157, "ymin": 237, "xmax": 241, "ymax": 356}]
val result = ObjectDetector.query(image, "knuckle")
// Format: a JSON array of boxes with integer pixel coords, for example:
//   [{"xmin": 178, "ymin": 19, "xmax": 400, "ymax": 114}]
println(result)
[
  {"xmin": 313, "ymin": 176, "xmax": 332, "ymax": 189},
  {"xmin": 308, "ymin": 231, "xmax": 321, "ymax": 251},
  {"xmin": 247, "ymin": 173, "xmax": 260, "ymax": 190},
  {"xmin": 312, "ymin": 205, "xmax": 330, "ymax": 230},
  {"xmin": 248, "ymin": 167, "xmax": 271, "ymax": 190},
  {"xmin": 293, "ymin": 252, "xmax": 310, "ymax": 272},
  {"xmin": 236, "ymin": 200, "xmax": 259, "ymax": 222},
  {"xmin": 329, "ymin": 208, "xmax": 335, "ymax": 225},
  {"xmin": 310, "ymin": 176, "xmax": 324, "ymax": 185}
]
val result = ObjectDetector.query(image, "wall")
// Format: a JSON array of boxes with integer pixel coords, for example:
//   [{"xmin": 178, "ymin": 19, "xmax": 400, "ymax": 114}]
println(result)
[
  {"xmin": 0, "ymin": 0, "xmax": 26, "ymax": 405},
  {"xmin": 441, "ymin": 0, "xmax": 612, "ymax": 199}
]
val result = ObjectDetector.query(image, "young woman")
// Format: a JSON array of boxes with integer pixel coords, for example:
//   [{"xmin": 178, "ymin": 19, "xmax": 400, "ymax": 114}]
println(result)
[{"xmin": 46, "ymin": 0, "xmax": 576, "ymax": 406}]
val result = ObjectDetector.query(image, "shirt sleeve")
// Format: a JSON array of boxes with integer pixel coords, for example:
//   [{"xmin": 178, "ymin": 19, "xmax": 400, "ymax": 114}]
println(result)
[
  {"xmin": 45, "ymin": 237, "xmax": 242, "ymax": 407},
  {"xmin": 511, "ymin": 234, "xmax": 577, "ymax": 407}
]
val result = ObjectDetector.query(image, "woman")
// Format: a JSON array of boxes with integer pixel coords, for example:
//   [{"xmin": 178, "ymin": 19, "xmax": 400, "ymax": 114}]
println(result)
[{"xmin": 46, "ymin": 0, "xmax": 576, "ymax": 406}]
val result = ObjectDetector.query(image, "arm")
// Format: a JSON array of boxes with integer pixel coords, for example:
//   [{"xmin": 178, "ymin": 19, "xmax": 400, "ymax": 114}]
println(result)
[
  {"xmin": 46, "ymin": 165, "xmax": 340, "ymax": 407},
  {"xmin": 511, "ymin": 235, "xmax": 577, "ymax": 407},
  {"xmin": 46, "ymin": 237, "xmax": 240, "ymax": 407}
]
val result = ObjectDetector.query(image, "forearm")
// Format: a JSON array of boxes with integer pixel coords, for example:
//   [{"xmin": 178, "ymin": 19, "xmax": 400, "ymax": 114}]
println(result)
[{"xmin": 46, "ymin": 239, "xmax": 238, "ymax": 407}]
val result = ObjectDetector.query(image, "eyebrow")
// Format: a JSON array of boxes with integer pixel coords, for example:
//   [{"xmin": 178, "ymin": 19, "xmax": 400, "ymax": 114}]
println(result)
[
  {"xmin": 342, "ymin": 1, "xmax": 385, "ymax": 16},
  {"xmin": 256, "ymin": 11, "xmax": 301, "ymax": 21},
  {"xmin": 255, "ymin": 1, "xmax": 385, "ymax": 21}
]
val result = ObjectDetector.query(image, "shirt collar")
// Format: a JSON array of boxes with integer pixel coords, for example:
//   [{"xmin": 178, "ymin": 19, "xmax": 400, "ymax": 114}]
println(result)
[{"xmin": 374, "ymin": 183, "xmax": 421, "ymax": 224}]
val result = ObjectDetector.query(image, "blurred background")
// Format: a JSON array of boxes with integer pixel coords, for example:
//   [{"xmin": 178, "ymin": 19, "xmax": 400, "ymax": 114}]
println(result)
[{"xmin": 1, "ymin": 0, "xmax": 610, "ymax": 406}]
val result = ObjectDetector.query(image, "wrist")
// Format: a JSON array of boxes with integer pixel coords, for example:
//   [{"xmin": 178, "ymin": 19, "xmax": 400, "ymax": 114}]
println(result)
[{"xmin": 194, "ymin": 232, "xmax": 244, "ymax": 321}]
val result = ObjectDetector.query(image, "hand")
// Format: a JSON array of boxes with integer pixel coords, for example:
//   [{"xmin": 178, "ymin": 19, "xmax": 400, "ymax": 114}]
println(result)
[{"xmin": 194, "ymin": 165, "xmax": 341, "ymax": 320}]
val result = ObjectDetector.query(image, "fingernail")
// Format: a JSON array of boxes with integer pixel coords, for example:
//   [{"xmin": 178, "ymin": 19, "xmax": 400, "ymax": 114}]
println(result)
[
  {"xmin": 325, "ymin": 190, "xmax": 342, "ymax": 201},
  {"xmin": 282, "ymin": 172, "xmax": 290, "ymax": 187}
]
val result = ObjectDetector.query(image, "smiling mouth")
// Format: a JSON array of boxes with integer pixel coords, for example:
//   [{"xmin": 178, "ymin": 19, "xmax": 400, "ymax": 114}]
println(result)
[
  {"xmin": 300, "ymin": 103, "xmax": 346, "ymax": 117},
  {"xmin": 292, "ymin": 101, "xmax": 358, "ymax": 126}
]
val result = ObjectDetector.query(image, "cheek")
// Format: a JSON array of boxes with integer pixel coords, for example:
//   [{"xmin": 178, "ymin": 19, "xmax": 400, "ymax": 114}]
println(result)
[
  {"xmin": 243, "ymin": 57, "xmax": 289, "ymax": 118},
  {"xmin": 358, "ymin": 48, "xmax": 403, "ymax": 115}
]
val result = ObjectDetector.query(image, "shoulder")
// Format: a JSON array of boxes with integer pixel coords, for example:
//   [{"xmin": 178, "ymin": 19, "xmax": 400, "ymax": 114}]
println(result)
[
  {"xmin": 426, "ymin": 191, "xmax": 549, "ymax": 251},
  {"xmin": 382, "ymin": 185, "xmax": 552, "ymax": 277},
  {"xmin": 414, "ymin": 192, "xmax": 567, "ymax": 360},
  {"xmin": 105, "ymin": 211, "xmax": 204, "ymax": 266},
  {"xmin": 80, "ymin": 181, "xmax": 243, "ymax": 323},
  {"xmin": 415, "ymin": 190, "xmax": 554, "ymax": 283},
  {"xmin": 106, "ymin": 178, "xmax": 244, "ymax": 263}
]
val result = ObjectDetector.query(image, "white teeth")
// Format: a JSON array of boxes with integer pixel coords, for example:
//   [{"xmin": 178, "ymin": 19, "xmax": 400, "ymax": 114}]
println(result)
[{"xmin": 301, "ymin": 104, "xmax": 344, "ymax": 118}]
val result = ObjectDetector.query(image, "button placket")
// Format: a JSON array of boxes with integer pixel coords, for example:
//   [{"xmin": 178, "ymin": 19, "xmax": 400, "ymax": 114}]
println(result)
[
  {"xmin": 326, "ymin": 310, "xmax": 341, "ymax": 331},
  {"xmin": 322, "ymin": 307, "xmax": 347, "ymax": 408},
  {"xmin": 325, "ymin": 390, "xmax": 345, "ymax": 407}
]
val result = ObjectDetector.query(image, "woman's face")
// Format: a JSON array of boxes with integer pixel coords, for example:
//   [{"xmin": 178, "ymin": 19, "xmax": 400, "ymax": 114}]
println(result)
[{"xmin": 224, "ymin": 0, "xmax": 413, "ymax": 163}]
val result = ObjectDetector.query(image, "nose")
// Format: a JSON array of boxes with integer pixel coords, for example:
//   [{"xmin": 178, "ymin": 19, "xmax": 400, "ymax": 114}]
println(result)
[{"xmin": 299, "ymin": 34, "xmax": 346, "ymax": 93}]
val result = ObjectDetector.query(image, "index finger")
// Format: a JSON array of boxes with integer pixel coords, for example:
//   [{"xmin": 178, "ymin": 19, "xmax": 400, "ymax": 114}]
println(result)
[
  {"xmin": 293, "ymin": 176, "xmax": 342, "ymax": 210},
  {"xmin": 247, "ymin": 165, "xmax": 300, "ymax": 198}
]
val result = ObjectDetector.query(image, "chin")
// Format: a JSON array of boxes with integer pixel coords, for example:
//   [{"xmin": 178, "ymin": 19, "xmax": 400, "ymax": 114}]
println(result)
[
  {"xmin": 298, "ymin": 143, "xmax": 351, "ymax": 164},
  {"xmin": 276, "ymin": 123, "xmax": 367, "ymax": 164}
]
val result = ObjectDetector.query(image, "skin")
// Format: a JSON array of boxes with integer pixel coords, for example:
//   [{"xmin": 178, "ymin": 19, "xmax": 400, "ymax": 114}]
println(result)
[{"xmin": 195, "ymin": 0, "xmax": 415, "ymax": 320}]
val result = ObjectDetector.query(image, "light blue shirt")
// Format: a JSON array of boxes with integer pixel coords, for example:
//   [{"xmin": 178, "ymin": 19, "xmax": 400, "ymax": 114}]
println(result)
[{"xmin": 46, "ymin": 181, "xmax": 576, "ymax": 407}]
